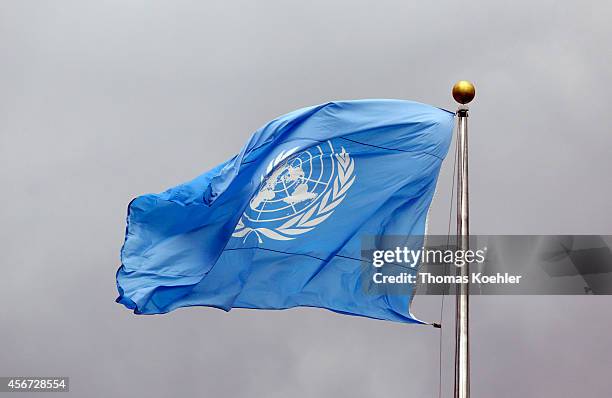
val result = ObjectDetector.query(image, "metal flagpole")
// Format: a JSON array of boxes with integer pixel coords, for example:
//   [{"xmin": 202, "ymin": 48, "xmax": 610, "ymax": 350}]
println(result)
[{"xmin": 452, "ymin": 80, "xmax": 475, "ymax": 398}]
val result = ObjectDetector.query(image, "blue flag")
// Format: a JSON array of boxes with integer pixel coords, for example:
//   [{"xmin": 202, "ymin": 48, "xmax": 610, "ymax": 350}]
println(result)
[{"xmin": 116, "ymin": 100, "xmax": 454, "ymax": 323}]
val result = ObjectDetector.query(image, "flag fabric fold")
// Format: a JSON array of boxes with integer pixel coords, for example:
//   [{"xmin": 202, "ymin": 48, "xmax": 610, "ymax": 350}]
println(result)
[{"xmin": 116, "ymin": 99, "xmax": 454, "ymax": 323}]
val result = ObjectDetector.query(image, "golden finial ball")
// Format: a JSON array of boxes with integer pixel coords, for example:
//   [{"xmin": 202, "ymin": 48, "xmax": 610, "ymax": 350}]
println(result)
[{"xmin": 452, "ymin": 80, "xmax": 476, "ymax": 104}]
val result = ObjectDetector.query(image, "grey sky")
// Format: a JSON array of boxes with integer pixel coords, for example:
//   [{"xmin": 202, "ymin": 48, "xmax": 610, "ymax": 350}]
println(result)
[{"xmin": 1, "ymin": 1, "xmax": 611, "ymax": 397}]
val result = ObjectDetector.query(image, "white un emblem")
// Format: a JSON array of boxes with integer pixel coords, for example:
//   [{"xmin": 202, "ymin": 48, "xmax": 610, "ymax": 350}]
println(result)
[{"xmin": 233, "ymin": 140, "xmax": 356, "ymax": 243}]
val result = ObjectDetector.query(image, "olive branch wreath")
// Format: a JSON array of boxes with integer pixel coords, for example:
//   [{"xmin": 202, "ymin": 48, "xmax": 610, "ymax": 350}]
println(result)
[{"xmin": 232, "ymin": 147, "xmax": 355, "ymax": 243}]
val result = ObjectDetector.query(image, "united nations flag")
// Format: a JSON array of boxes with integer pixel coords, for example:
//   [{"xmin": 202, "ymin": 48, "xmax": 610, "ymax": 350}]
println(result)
[{"xmin": 116, "ymin": 100, "xmax": 454, "ymax": 323}]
